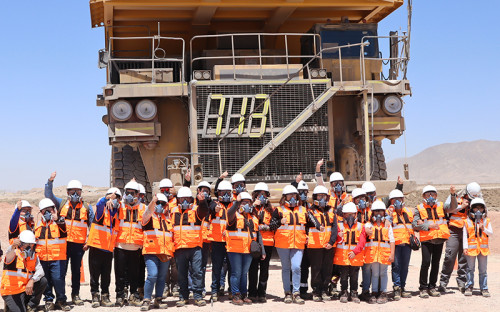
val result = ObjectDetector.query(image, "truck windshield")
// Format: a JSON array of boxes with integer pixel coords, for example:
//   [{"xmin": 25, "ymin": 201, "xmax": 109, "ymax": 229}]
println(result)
[{"xmin": 320, "ymin": 30, "xmax": 378, "ymax": 59}]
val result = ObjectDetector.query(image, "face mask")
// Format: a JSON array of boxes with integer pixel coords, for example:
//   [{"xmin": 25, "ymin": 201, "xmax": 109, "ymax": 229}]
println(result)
[
  {"xmin": 112, "ymin": 199, "xmax": 120, "ymax": 209},
  {"xmin": 242, "ymin": 204, "xmax": 253, "ymax": 214},
  {"xmin": 367, "ymin": 194, "xmax": 375, "ymax": 202},
  {"xmin": 471, "ymin": 210, "xmax": 484, "ymax": 221},
  {"xmin": 299, "ymin": 192, "xmax": 308, "ymax": 202},
  {"xmin": 181, "ymin": 200, "xmax": 191, "ymax": 210},
  {"xmin": 315, "ymin": 198, "xmax": 327, "ymax": 208},
  {"xmin": 220, "ymin": 193, "xmax": 231, "ymax": 203},
  {"xmin": 425, "ymin": 196, "xmax": 436, "ymax": 206},
  {"xmin": 70, "ymin": 193, "xmax": 80, "ymax": 203},
  {"xmin": 346, "ymin": 215, "xmax": 355, "ymax": 227},
  {"xmin": 21, "ymin": 245, "xmax": 34, "ymax": 259},
  {"xmin": 162, "ymin": 191, "xmax": 171, "ymax": 199},
  {"xmin": 373, "ymin": 214, "xmax": 385, "ymax": 223},
  {"xmin": 203, "ymin": 192, "xmax": 210, "ymax": 201},
  {"xmin": 125, "ymin": 194, "xmax": 135, "ymax": 204},
  {"xmin": 155, "ymin": 204, "xmax": 164, "ymax": 214},
  {"xmin": 258, "ymin": 195, "xmax": 268, "ymax": 205},
  {"xmin": 22, "ymin": 212, "xmax": 33, "ymax": 223},
  {"xmin": 334, "ymin": 183, "xmax": 343, "ymax": 194},
  {"xmin": 286, "ymin": 197, "xmax": 297, "ymax": 208},
  {"xmin": 358, "ymin": 199, "xmax": 367, "ymax": 209},
  {"xmin": 43, "ymin": 210, "xmax": 52, "ymax": 222},
  {"xmin": 234, "ymin": 185, "xmax": 245, "ymax": 194},
  {"xmin": 394, "ymin": 199, "xmax": 403, "ymax": 210}
]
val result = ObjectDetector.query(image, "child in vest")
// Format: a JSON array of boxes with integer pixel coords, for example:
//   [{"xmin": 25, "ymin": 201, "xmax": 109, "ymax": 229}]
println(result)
[
  {"xmin": 363, "ymin": 200, "xmax": 395, "ymax": 304},
  {"xmin": 463, "ymin": 198, "xmax": 492, "ymax": 297}
]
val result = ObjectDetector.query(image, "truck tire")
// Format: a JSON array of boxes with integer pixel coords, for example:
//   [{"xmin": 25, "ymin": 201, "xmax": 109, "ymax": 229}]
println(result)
[
  {"xmin": 370, "ymin": 140, "xmax": 387, "ymax": 180},
  {"xmin": 111, "ymin": 145, "xmax": 152, "ymax": 200}
]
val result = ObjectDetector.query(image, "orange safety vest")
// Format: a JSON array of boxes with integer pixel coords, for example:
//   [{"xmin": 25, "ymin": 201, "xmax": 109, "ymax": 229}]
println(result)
[
  {"xmin": 357, "ymin": 207, "xmax": 371, "ymax": 224},
  {"xmin": 9, "ymin": 220, "xmax": 33, "ymax": 245},
  {"xmin": 87, "ymin": 201, "xmax": 117, "ymax": 252},
  {"xmin": 417, "ymin": 202, "xmax": 450, "ymax": 241},
  {"xmin": 334, "ymin": 222, "xmax": 364, "ymax": 266},
  {"xmin": 171, "ymin": 204, "xmax": 204, "ymax": 249},
  {"xmin": 34, "ymin": 220, "xmax": 67, "ymax": 261},
  {"xmin": 328, "ymin": 191, "xmax": 347, "ymax": 209},
  {"xmin": 225, "ymin": 213, "xmax": 258, "ymax": 254},
  {"xmin": 464, "ymin": 218, "xmax": 490, "ymax": 256},
  {"xmin": 307, "ymin": 208, "xmax": 333, "ymax": 249},
  {"xmin": 208, "ymin": 202, "xmax": 229, "ymax": 243},
  {"xmin": 142, "ymin": 213, "xmax": 174, "ymax": 256},
  {"xmin": 59, "ymin": 200, "xmax": 89, "ymax": 244},
  {"xmin": 448, "ymin": 197, "xmax": 468, "ymax": 229},
  {"xmin": 115, "ymin": 203, "xmax": 145, "ymax": 246},
  {"xmin": 391, "ymin": 207, "xmax": 414, "ymax": 245},
  {"xmin": 364, "ymin": 223, "xmax": 392, "ymax": 265},
  {"xmin": 274, "ymin": 205, "xmax": 307, "ymax": 249},
  {"xmin": 256, "ymin": 206, "xmax": 275, "ymax": 247},
  {"xmin": 0, "ymin": 249, "xmax": 38, "ymax": 296}
]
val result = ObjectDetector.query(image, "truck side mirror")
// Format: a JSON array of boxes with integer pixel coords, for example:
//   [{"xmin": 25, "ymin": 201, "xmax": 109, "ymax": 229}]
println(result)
[{"xmin": 98, "ymin": 49, "xmax": 109, "ymax": 69}]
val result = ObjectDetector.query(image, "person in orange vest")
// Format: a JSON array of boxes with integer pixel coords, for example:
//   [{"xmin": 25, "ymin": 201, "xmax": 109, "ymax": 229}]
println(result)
[
  {"xmin": 386, "ymin": 189, "xmax": 414, "ymax": 300},
  {"xmin": 140, "ymin": 193, "xmax": 174, "ymax": 311},
  {"xmin": 1, "ymin": 230, "xmax": 47, "ymax": 312},
  {"xmin": 44, "ymin": 172, "xmax": 94, "ymax": 306},
  {"xmin": 352, "ymin": 188, "xmax": 370, "ymax": 224},
  {"xmin": 334, "ymin": 202, "xmax": 366, "ymax": 304},
  {"xmin": 463, "ymin": 198, "xmax": 492, "ymax": 297},
  {"xmin": 225, "ymin": 192, "xmax": 265, "ymax": 305},
  {"xmin": 306, "ymin": 185, "xmax": 338, "ymax": 302},
  {"xmin": 9, "ymin": 200, "xmax": 35, "ymax": 245},
  {"xmin": 231, "ymin": 173, "xmax": 247, "ymax": 199},
  {"xmin": 363, "ymin": 200, "xmax": 395, "ymax": 304},
  {"xmin": 34, "ymin": 198, "xmax": 70, "ymax": 311},
  {"xmin": 413, "ymin": 185, "xmax": 450, "ymax": 298},
  {"xmin": 248, "ymin": 182, "xmax": 275, "ymax": 303},
  {"xmin": 114, "ymin": 181, "xmax": 146, "ymax": 307},
  {"xmin": 271, "ymin": 185, "xmax": 307, "ymax": 304},
  {"xmin": 86, "ymin": 187, "xmax": 121, "ymax": 308},
  {"xmin": 314, "ymin": 159, "xmax": 347, "ymax": 213},
  {"xmin": 171, "ymin": 187, "xmax": 209, "ymax": 307},
  {"xmin": 137, "ymin": 183, "xmax": 148, "ymax": 299},
  {"xmin": 439, "ymin": 182, "xmax": 481, "ymax": 294},
  {"xmin": 295, "ymin": 179, "xmax": 312, "ymax": 300}
]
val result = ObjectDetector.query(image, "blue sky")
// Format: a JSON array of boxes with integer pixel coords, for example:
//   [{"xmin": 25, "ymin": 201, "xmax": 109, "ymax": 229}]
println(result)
[{"xmin": 1, "ymin": 1, "xmax": 499, "ymax": 191}]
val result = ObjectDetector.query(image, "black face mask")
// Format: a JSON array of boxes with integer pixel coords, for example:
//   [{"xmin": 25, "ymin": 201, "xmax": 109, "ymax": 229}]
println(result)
[{"xmin": 346, "ymin": 215, "xmax": 355, "ymax": 227}]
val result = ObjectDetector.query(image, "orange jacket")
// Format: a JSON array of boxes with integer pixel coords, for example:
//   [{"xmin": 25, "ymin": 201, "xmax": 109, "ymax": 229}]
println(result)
[
  {"xmin": 35, "ymin": 220, "xmax": 67, "ymax": 261},
  {"xmin": 59, "ymin": 200, "xmax": 89, "ymax": 244},
  {"xmin": 464, "ymin": 217, "xmax": 490, "ymax": 256},
  {"xmin": 171, "ymin": 204, "xmax": 205, "ymax": 249},
  {"xmin": 87, "ymin": 204, "xmax": 117, "ymax": 252},
  {"xmin": 0, "ymin": 249, "xmax": 38, "ymax": 296},
  {"xmin": 115, "ymin": 203, "xmax": 146, "ymax": 246},
  {"xmin": 9, "ymin": 220, "xmax": 32, "ymax": 245},
  {"xmin": 142, "ymin": 213, "xmax": 174, "ymax": 256},
  {"xmin": 334, "ymin": 222, "xmax": 364, "ymax": 266},
  {"xmin": 256, "ymin": 206, "xmax": 275, "ymax": 247},
  {"xmin": 307, "ymin": 208, "xmax": 333, "ymax": 249},
  {"xmin": 391, "ymin": 207, "xmax": 414, "ymax": 245},
  {"xmin": 274, "ymin": 205, "xmax": 307, "ymax": 249},
  {"xmin": 448, "ymin": 197, "xmax": 468, "ymax": 229},
  {"xmin": 225, "ymin": 212, "xmax": 258, "ymax": 254},
  {"xmin": 417, "ymin": 202, "xmax": 450, "ymax": 241},
  {"xmin": 208, "ymin": 202, "xmax": 229, "ymax": 243},
  {"xmin": 364, "ymin": 223, "xmax": 392, "ymax": 265}
]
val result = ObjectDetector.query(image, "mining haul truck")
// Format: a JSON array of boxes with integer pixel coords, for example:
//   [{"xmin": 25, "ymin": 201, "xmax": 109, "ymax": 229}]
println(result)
[{"xmin": 90, "ymin": 0, "xmax": 412, "ymax": 197}]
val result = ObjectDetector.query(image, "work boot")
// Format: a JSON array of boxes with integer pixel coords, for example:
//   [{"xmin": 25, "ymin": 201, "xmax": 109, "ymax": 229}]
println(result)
[
  {"xmin": 26, "ymin": 305, "xmax": 36, "ymax": 312},
  {"xmin": 369, "ymin": 292, "xmax": 377, "ymax": 304},
  {"xmin": 101, "ymin": 294, "xmax": 114, "ymax": 307},
  {"xmin": 172, "ymin": 285, "xmax": 180, "ymax": 298},
  {"xmin": 464, "ymin": 287, "xmax": 473, "ymax": 296},
  {"xmin": 241, "ymin": 294, "xmax": 252, "ymax": 305},
  {"xmin": 72, "ymin": 294, "xmax": 84, "ymax": 306},
  {"xmin": 163, "ymin": 285, "xmax": 170, "ymax": 299},
  {"xmin": 401, "ymin": 288, "xmax": 412, "ymax": 298},
  {"xmin": 115, "ymin": 297, "xmax": 126, "ymax": 307},
  {"xmin": 211, "ymin": 292, "xmax": 218, "ymax": 302},
  {"xmin": 350, "ymin": 291, "xmax": 360, "ymax": 304},
  {"xmin": 140, "ymin": 299, "xmax": 151, "ymax": 311},
  {"xmin": 339, "ymin": 290, "xmax": 349, "ymax": 303},
  {"xmin": 359, "ymin": 290, "xmax": 370, "ymax": 302},
  {"xmin": 129, "ymin": 293, "xmax": 143, "ymax": 307},
  {"xmin": 231, "ymin": 293, "xmax": 243, "ymax": 306},
  {"xmin": 258, "ymin": 296, "xmax": 267, "ymax": 303},
  {"xmin": 419, "ymin": 289, "xmax": 429, "ymax": 299},
  {"xmin": 377, "ymin": 292, "xmax": 388, "ymax": 304},
  {"xmin": 217, "ymin": 288, "xmax": 225, "ymax": 297},
  {"xmin": 437, "ymin": 285, "xmax": 447, "ymax": 294},
  {"xmin": 138, "ymin": 287, "xmax": 145, "ymax": 300},
  {"xmin": 175, "ymin": 299, "xmax": 187, "ymax": 307},
  {"xmin": 45, "ymin": 301, "xmax": 55, "ymax": 311},
  {"xmin": 428, "ymin": 287, "xmax": 440, "ymax": 297},
  {"xmin": 55, "ymin": 301, "xmax": 71, "ymax": 311},
  {"xmin": 393, "ymin": 286, "xmax": 401, "ymax": 301},
  {"xmin": 91, "ymin": 293, "xmax": 100, "ymax": 308},
  {"xmin": 312, "ymin": 294, "xmax": 322, "ymax": 302},
  {"xmin": 153, "ymin": 298, "xmax": 168, "ymax": 309},
  {"xmin": 194, "ymin": 299, "xmax": 206, "ymax": 307},
  {"xmin": 482, "ymin": 290, "xmax": 491, "ymax": 297},
  {"xmin": 322, "ymin": 292, "xmax": 331, "ymax": 301},
  {"xmin": 330, "ymin": 284, "xmax": 340, "ymax": 300},
  {"xmin": 293, "ymin": 292, "xmax": 305, "ymax": 305},
  {"xmin": 284, "ymin": 292, "xmax": 293, "ymax": 304}
]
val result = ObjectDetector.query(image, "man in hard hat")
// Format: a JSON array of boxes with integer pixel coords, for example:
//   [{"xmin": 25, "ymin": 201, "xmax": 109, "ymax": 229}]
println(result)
[
  {"xmin": 9, "ymin": 200, "xmax": 35, "ymax": 245},
  {"xmin": 314, "ymin": 159, "xmax": 347, "ymax": 211},
  {"xmin": 35, "ymin": 199, "xmax": 70, "ymax": 311},
  {"xmin": 438, "ymin": 182, "xmax": 482, "ymax": 294},
  {"xmin": 44, "ymin": 172, "xmax": 94, "ymax": 306},
  {"xmin": 362, "ymin": 176, "xmax": 404, "ymax": 207}
]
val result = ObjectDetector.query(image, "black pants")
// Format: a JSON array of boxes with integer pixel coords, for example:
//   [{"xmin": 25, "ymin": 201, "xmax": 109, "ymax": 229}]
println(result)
[
  {"xmin": 114, "ymin": 248, "xmax": 142, "ymax": 297},
  {"xmin": 308, "ymin": 248, "xmax": 335, "ymax": 295},
  {"xmin": 3, "ymin": 277, "xmax": 48, "ymax": 312},
  {"xmin": 65, "ymin": 242, "xmax": 85, "ymax": 296},
  {"xmin": 419, "ymin": 242, "xmax": 444, "ymax": 290},
  {"xmin": 166, "ymin": 257, "xmax": 178, "ymax": 288},
  {"xmin": 299, "ymin": 247, "xmax": 310, "ymax": 293},
  {"xmin": 248, "ymin": 245, "xmax": 273, "ymax": 297},
  {"xmin": 340, "ymin": 265, "xmax": 360, "ymax": 292},
  {"xmin": 139, "ymin": 254, "xmax": 146, "ymax": 289},
  {"xmin": 89, "ymin": 247, "xmax": 113, "ymax": 295}
]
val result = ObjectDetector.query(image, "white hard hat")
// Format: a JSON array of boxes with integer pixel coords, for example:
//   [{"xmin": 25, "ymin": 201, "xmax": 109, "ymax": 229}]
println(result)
[
  {"xmin": 422, "ymin": 185, "xmax": 437, "ymax": 195},
  {"xmin": 466, "ymin": 182, "xmax": 481, "ymax": 199},
  {"xmin": 156, "ymin": 193, "xmax": 168, "ymax": 202},
  {"xmin": 362, "ymin": 181, "xmax": 376, "ymax": 193},
  {"xmin": 389, "ymin": 189, "xmax": 404, "ymax": 200},
  {"xmin": 19, "ymin": 230, "xmax": 36, "ymax": 244},
  {"xmin": 231, "ymin": 173, "xmax": 245, "ymax": 184},
  {"xmin": 159, "ymin": 178, "xmax": 173, "ymax": 188},
  {"xmin": 39, "ymin": 198, "xmax": 55, "ymax": 210},
  {"xmin": 197, "ymin": 181, "xmax": 211, "ymax": 189},
  {"xmin": 371, "ymin": 200, "xmax": 386, "ymax": 211},
  {"xmin": 342, "ymin": 202, "xmax": 357, "ymax": 214},
  {"xmin": 329, "ymin": 172, "xmax": 344, "ymax": 182},
  {"xmin": 138, "ymin": 183, "xmax": 146, "ymax": 195},
  {"xmin": 177, "ymin": 187, "xmax": 193, "ymax": 198},
  {"xmin": 20, "ymin": 200, "xmax": 32, "ymax": 208},
  {"xmin": 67, "ymin": 180, "xmax": 83, "ymax": 190},
  {"xmin": 218, "ymin": 180, "xmax": 233, "ymax": 191},
  {"xmin": 282, "ymin": 185, "xmax": 298, "ymax": 195},
  {"xmin": 313, "ymin": 185, "xmax": 329, "ymax": 195},
  {"xmin": 253, "ymin": 182, "xmax": 270, "ymax": 193},
  {"xmin": 124, "ymin": 181, "xmax": 140, "ymax": 191},
  {"xmin": 106, "ymin": 187, "xmax": 122, "ymax": 197},
  {"xmin": 351, "ymin": 188, "xmax": 366, "ymax": 199},
  {"xmin": 297, "ymin": 180, "xmax": 309, "ymax": 191},
  {"xmin": 239, "ymin": 192, "xmax": 253, "ymax": 201},
  {"xmin": 470, "ymin": 197, "xmax": 486, "ymax": 207}
]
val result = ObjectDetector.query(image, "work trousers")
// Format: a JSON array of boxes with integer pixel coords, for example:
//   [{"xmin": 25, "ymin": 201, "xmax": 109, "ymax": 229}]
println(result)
[
  {"xmin": 419, "ymin": 242, "xmax": 444, "ymax": 290},
  {"xmin": 114, "ymin": 248, "xmax": 142, "ymax": 298},
  {"xmin": 248, "ymin": 245, "xmax": 273, "ymax": 297},
  {"xmin": 64, "ymin": 242, "xmax": 85, "ymax": 296},
  {"xmin": 339, "ymin": 265, "xmax": 360, "ymax": 292},
  {"xmin": 439, "ymin": 227, "xmax": 467, "ymax": 288},
  {"xmin": 89, "ymin": 247, "xmax": 113, "ymax": 295},
  {"xmin": 308, "ymin": 248, "xmax": 335, "ymax": 295},
  {"xmin": 2, "ymin": 277, "xmax": 48, "ymax": 312},
  {"xmin": 175, "ymin": 247, "xmax": 203, "ymax": 300},
  {"xmin": 41, "ymin": 260, "xmax": 67, "ymax": 302}
]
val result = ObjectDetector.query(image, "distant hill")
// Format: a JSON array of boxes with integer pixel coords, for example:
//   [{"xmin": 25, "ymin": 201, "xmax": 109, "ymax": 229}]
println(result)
[{"xmin": 387, "ymin": 140, "xmax": 500, "ymax": 184}]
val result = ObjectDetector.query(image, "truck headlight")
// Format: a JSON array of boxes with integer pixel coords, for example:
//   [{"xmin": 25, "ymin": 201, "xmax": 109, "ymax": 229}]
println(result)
[
  {"xmin": 360, "ymin": 97, "xmax": 380, "ymax": 114},
  {"xmin": 382, "ymin": 95, "xmax": 403, "ymax": 115},
  {"xmin": 111, "ymin": 100, "xmax": 133, "ymax": 121},
  {"xmin": 135, "ymin": 99, "xmax": 157, "ymax": 121}
]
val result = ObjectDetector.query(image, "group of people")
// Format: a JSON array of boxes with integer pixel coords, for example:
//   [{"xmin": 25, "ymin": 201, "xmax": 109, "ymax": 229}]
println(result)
[{"xmin": 0, "ymin": 160, "xmax": 492, "ymax": 312}]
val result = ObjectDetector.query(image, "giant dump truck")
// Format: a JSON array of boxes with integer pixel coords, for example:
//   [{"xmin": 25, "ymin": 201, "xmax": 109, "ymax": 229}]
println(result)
[{"xmin": 90, "ymin": 0, "xmax": 412, "ymax": 196}]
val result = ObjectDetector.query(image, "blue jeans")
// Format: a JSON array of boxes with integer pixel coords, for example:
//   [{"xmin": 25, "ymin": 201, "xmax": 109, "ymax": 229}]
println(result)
[
  {"xmin": 276, "ymin": 248, "xmax": 304, "ymax": 293},
  {"xmin": 392, "ymin": 244, "xmax": 412, "ymax": 288},
  {"xmin": 210, "ymin": 242, "xmax": 227, "ymax": 293},
  {"xmin": 175, "ymin": 247, "xmax": 203, "ymax": 300},
  {"xmin": 465, "ymin": 254, "xmax": 488, "ymax": 290},
  {"xmin": 65, "ymin": 242, "xmax": 85, "ymax": 296},
  {"xmin": 226, "ymin": 252, "xmax": 253, "ymax": 295},
  {"xmin": 361, "ymin": 263, "xmax": 371, "ymax": 292},
  {"xmin": 369, "ymin": 262, "xmax": 388, "ymax": 292},
  {"xmin": 144, "ymin": 255, "xmax": 170, "ymax": 300},
  {"xmin": 41, "ymin": 260, "xmax": 67, "ymax": 302}
]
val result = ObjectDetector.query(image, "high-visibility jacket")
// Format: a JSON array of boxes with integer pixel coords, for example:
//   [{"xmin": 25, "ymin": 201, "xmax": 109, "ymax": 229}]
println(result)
[
  {"xmin": 417, "ymin": 202, "xmax": 450, "ymax": 241},
  {"xmin": 59, "ymin": 200, "xmax": 89, "ymax": 244},
  {"xmin": 334, "ymin": 222, "xmax": 364, "ymax": 266},
  {"xmin": 35, "ymin": 220, "xmax": 67, "ymax": 261},
  {"xmin": 142, "ymin": 213, "xmax": 174, "ymax": 256},
  {"xmin": 256, "ymin": 206, "xmax": 275, "ymax": 247},
  {"xmin": 9, "ymin": 219, "xmax": 33, "ymax": 245},
  {"xmin": 0, "ymin": 249, "xmax": 38, "ymax": 296},
  {"xmin": 448, "ymin": 197, "xmax": 468, "ymax": 229},
  {"xmin": 87, "ymin": 203, "xmax": 117, "ymax": 252},
  {"xmin": 391, "ymin": 207, "xmax": 414, "ymax": 245},
  {"xmin": 364, "ymin": 223, "xmax": 392, "ymax": 265},
  {"xmin": 328, "ymin": 191, "xmax": 347, "ymax": 210},
  {"xmin": 274, "ymin": 205, "xmax": 307, "ymax": 249},
  {"xmin": 464, "ymin": 218, "xmax": 490, "ymax": 256},
  {"xmin": 307, "ymin": 208, "xmax": 333, "ymax": 249},
  {"xmin": 115, "ymin": 203, "xmax": 145, "ymax": 246},
  {"xmin": 208, "ymin": 202, "xmax": 229, "ymax": 243},
  {"xmin": 225, "ymin": 212, "xmax": 258, "ymax": 253},
  {"xmin": 202, "ymin": 216, "xmax": 210, "ymax": 243},
  {"xmin": 357, "ymin": 207, "xmax": 371, "ymax": 224},
  {"xmin": 171, "ymin": 205, "xmax": 204, "ymax": 249}
]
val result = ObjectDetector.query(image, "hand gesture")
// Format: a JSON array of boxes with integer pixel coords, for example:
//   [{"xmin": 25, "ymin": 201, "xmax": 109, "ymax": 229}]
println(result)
[
  {"xmin": 281, "ymin": 217, "xmax": 287, "ymax": 225},
  {"xmin": 185, "ymin": 169, "xmax": 191, "ymax": 182},
  {"xmin": 196, "ymin": 192, "xmax": 205, "ymax": 202},
  {"xmin": 12, "ymin": 239, "xmax": 21, "ymax": 248},
  {"xmin": 325, "ymin": 243, "xmax": 333, "ymax": 250},
  {"xmin": 461, "ymin": 198, "xmax": 469, "ymax": 210},
  {"xmin": 261, "ymin": 254, "xmax": 266, "ymax": 260},
  {"xmin": 316, "ymin": 159, "xmax": 324, "ymax": 172},
  {"xmin": 215, "ymin": 205, "xmax": 221, "ymax": 213},
  {"xmin": 397, "ymin": 176, "xmax": 403, "ymax": 185},
  {"xmin": 365, "ymin": 227, "xmax": 373, "ymax": 236},
  {"xmin": 450, "ymin": 185, "xmax": 456, "ymax": 195},
  {"xmin": 320, "ymin": 225, "xmax": 325, "ymax": 232},
  {"xmin": 220, "ymin": 171, "xmax": 228, "ymax": 179},
  {"xmin": 479, "ymin": 221, "xmax": 485, "ymax": 230},
  {"xmin": 151, "ymin": 194, "xmax": 158, "ymax": 203},
  {"xmin": 236, "ymin": 194, "xmax": 242, "ymax": 202},
  {"xmin": 49, "ymin": 171, "xmax": 57, "ymax": 182},
  {"xmin": 464, "ymin": 249, "xmax": 469, "ymax": 255},
  {"xmin": 16, "ymin": 200, "xmax": 22, "ymax": 211},
  {"xmin": 348, "ymin": 251, "xmax": 355, "ymax": 259},
  {"xmin": 254, "ymin": 199, "xmax": 261, "ymax": 207},
  {"xmin": 295, "ymin": 172, "xmax": 303, "ymax": 183}
]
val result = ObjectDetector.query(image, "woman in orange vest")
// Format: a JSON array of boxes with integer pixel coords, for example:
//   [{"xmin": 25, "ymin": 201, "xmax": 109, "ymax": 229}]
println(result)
[
  {"xmin": 225, "ymin": 192, "xmax": 265, "ymax": 305},
  {"xmin": 463, "ymin": 198, "xmax": 492, "ymax": 297},
  {"xmin": 413, "ymin": 185, "xmax": 450, "ymax": 298},
  {"xmin": 9, "ymin": 200, "xmax": 35, "ymax": 245},
  {"xmin": 271, "ymin": 185, "xmax": 307, "ymax": 304}
]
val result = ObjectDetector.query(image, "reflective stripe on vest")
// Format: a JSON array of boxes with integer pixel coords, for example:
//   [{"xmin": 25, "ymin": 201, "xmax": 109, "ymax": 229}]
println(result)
[
  {"xmin": 334, "ymin": 222, "xmax": 364, "ymax": 266},
  {"xmin": 59, "ymin": 201, "xmax": 88, "ymax": 244},
  {"xmin": 225, "ymin": 214, "xmax": 257, "ymax": 254},
  {"xmin": 172, "ymin": 206, "xmax": 204, "ymax": 249},
  {"xmin": 465, "ymin": 218, "xmax": 490, "ymax": 256},
  {"xmin": 417, "ymin": 202, "xmax": 450, "ymax": 241}
]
